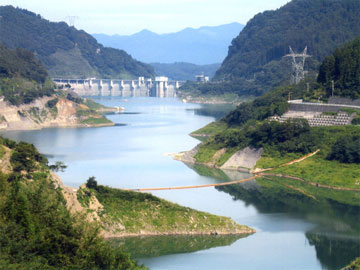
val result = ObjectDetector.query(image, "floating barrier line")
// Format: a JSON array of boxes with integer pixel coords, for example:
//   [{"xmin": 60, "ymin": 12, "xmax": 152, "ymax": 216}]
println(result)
[
  {"xmin": 125, "ymin": 175, "xmax": 259, "ymax": 192},
  {"xmin": 124, "ymin": 149, "xmax": 320, "ymax": 192}
]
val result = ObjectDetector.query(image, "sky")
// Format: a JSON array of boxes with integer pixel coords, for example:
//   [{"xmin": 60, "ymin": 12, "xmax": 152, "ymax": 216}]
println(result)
[{"xmin": 1, "ymin": 0, "xmax": 291, "ymax": 35}]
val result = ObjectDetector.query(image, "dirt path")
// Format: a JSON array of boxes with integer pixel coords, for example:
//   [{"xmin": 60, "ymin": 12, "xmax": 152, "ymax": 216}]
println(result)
[
  {"xmin": 252, "ymin": 149, "xmax": 320, "ymax": 173},
  {"xmin": 279, "ymin": 149, "xmax": 320, "ymax": 167},
  {"xmin": 0, "ymin": 147, "xmax": 12, "ymax": 174}
]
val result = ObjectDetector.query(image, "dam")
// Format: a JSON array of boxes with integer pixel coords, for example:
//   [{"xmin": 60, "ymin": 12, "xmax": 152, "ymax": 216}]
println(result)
[{"xmin": 52, "ymin": 77, "xmax": 183, "ymax": 97}]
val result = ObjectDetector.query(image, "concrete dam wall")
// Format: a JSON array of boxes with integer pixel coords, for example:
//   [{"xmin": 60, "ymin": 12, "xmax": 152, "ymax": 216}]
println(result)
[{"xmin": 53, "ymin": 77, "xmax": 183, "ymax": 98}]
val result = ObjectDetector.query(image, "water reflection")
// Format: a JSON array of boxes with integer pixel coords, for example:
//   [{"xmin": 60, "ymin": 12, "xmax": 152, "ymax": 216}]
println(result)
[
  {"xmin": 187, "ymin": 164, "xmax": 360, "ymax": 270},
  {"xmin": 306, "ymin": 232, "xmax": 360, "ymax": 270},
  {"xmin": 111, "ymin": 234, "xmax": 248, "ymax": 259},
  {"xmin": 186, "ymin": 103, "xmax": 236, "ymax": 120}
]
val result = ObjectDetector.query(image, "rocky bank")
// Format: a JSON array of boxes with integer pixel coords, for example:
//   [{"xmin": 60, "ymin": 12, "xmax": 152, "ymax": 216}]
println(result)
[
  {"xmin": 0, "ymin": 95, "xmax": 115, "ymax": 130},
  {"xmin": 174, "ymin": 145, "xmax": 263, "ymax": 172}
]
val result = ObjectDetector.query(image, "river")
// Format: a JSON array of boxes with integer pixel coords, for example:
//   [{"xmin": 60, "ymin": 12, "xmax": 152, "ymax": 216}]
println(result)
[{"xmin": 1, "ymin": 97, "xmax": 359, "ymax": 270}]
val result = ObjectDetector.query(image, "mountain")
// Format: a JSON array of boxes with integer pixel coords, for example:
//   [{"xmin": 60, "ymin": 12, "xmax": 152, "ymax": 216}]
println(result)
[
  {"xmin": 221, "ymin": 37, "xmax": 360, "ymax": 127},
  {"xmin": 0, "ymin": 43, "xmax": 117, "ymax": 128},
  {"xmin": 93, "ymin": 23, "xmax": 244, "ymax": 65},
  {"xmin": 201, "ymin": 0, "xmax": 360, "ymax": 97},
  {"xmin": 150, "ymin": 62, "xmax": 221, "ymax": 81},
  {"xmin": 0, "ymin": 6, "xmax": 155, "ymax": 79}
]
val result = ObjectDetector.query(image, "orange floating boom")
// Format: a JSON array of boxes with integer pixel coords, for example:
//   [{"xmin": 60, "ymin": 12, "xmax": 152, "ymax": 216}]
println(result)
[
  {"xmin": 124, "ymin": 149, "xmax": 320, "ymax": 192},
  {"xmin": 126, "ymin": 175, "xmax": 259, "ymax": 192}
]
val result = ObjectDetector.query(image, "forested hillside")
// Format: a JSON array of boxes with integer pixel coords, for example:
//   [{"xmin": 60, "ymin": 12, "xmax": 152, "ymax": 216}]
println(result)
[
  {"xmin": 0, "ymin": 6, "xmax": 155, "ymax": 79},
  {"xmin": 191, "ymin": 37, "xmax": 360, "ymax": 178},
  {"xmin": 318, "ymin": 37, "xmax": 360, "ymax": 99},
  {"xmin": 198, "ymin": 0, "xmax": 360, "ymax": 97},
  {"xmin": 0, "ymin": 43, "xmax": 54, "ymax": 105},
  {"xmin": 221, "ymin": 37, "xmax": 360, "ymax": 127}
]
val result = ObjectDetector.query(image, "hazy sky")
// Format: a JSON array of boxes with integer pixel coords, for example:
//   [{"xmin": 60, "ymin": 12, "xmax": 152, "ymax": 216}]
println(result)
[{"xmin": 2, "ymin": 0, "xmax": 291, "ymax": 35}]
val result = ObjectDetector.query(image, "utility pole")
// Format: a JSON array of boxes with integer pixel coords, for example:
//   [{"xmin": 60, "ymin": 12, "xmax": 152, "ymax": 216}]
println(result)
[
  {"xmin": 331, "ymin": 80, "xmax": 335, "ymax": 97},
  {"xmin": 0, "ymin": 16, "xmax": 2, "ymax": 40}
]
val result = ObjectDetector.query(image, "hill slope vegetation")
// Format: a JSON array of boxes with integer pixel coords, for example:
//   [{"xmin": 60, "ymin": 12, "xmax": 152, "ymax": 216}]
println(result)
[
  {"xmin": 0, "ymin": 138, "xmax": 144, "ymax": 269},
  {"xmin": 318, "ymin": 37, "xmax": 360, "ymax": 99},
  {"xmin": 194, "ymin": 0, "xmax": 360, "ymax": 97},
  {"xmin": 0, "ymin": 43, "xmax": 54, "ymax": 105},
  {"xmin": 190, "ymin": 37, "xmax": 360, "ymax": 189},
  {"xmin": 222, "ymin": 37, "xmax": 360, "ymax": 127},
  {"xmin": 0, "ymin": 6, "xmax": 155, "ymax": 79}
]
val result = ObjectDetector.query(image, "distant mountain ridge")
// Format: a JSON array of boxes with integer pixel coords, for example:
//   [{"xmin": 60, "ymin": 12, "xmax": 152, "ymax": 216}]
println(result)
[
  {"xmin": 93, "ymin": 23, "xmax": 244, "ymax": 65},
  {"xmin": 150, "ymin": 62, "xmax": 221, "ymax": 81},
  {"xmin": 0, "ymin": 5, "xmax": 155, "ymax": 79}
]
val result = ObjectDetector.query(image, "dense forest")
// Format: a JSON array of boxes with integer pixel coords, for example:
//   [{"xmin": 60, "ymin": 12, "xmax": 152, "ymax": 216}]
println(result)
[
  {"xmin": 0, "ymin": 6, "xmax": 155, "ymax": 79},
  {"xmin": 318, "ymin": 37, "xmax": 360, "ymax": 99},
  {"xmin": 0, "ymin": 137, "xmax": 144, "ymax": 269},
  {"xmin": 185, "ymin": 0, "xmax": 360, "ymax": 97},
  {"xmin": 0, "ymin": 43, "xmax": 54, "ymax": 105}
]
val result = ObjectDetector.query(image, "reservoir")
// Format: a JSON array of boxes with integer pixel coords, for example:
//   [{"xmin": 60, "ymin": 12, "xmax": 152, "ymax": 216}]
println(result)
[{"xmin": 1, "ymin": 97, "xmax": 359, "ymax": 270}]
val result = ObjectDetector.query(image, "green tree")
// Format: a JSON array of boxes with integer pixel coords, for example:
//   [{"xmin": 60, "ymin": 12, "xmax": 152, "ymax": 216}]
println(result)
[
  {"xmin": 86, "ymin": 176, "xmax": 98, "ymax": 190},
  {"xmin": 49, "ymin": 161, "xmax": 67, "ymax": 172},
  {"xmin": 318, "ymin": 37, "xmax": 360, "ymax": 99},
  {"xmin": 328, "ymin": 135, "xmax": 360, "ymax": 164}
]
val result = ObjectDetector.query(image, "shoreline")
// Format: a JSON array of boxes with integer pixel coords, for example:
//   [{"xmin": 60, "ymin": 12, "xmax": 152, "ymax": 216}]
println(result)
[
  {"xmin": 170, "ymin": 150, "xmax": 253, "ymax": 173},
  {"xmin": 0, "ymin": 121, "xmax": 115, "ymax": 131},
  {"xmin": 0, "ymin": 95, "xmax": 119, "ymax": 131},
  {"xmin": 171, "ymin": 148, "xmax": 360, "ymax": 191},
  {"xmin": 260, "ymin": 173, "xmax": 360, "ymax": 191},
  {"xmin": 104, "ymin": 230, "xmax": 255, "ymax": 239}
]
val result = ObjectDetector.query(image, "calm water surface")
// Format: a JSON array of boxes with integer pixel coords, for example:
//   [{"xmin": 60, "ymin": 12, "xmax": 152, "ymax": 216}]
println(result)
[{"xmin": 1, "ymin": 97, "xmax": 359, "ymax": 270}]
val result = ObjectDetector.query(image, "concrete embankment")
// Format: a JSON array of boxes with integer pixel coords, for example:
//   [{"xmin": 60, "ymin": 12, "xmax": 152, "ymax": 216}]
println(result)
[{"xmin": 173, "ymin": 145, "xmax": 263, "ymax": 172}]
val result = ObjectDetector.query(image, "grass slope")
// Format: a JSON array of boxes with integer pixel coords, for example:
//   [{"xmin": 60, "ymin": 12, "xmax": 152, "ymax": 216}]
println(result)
[
  {"xmin": 255, "ymin": 126, "xmax": 360, "ymax": 189},
  {"xmin": 78, "ymin": 184, "xmax": 253, "ymax": 236}
]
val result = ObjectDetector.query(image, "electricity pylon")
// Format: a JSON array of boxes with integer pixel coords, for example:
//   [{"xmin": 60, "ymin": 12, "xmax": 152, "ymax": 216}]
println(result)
[
  {"xmin": 283, "ymin": 46, "xmax": 311, "ymax": 84},
  {"xmin": 65, "ymin": 16, "xmax": 79, "ymax": 27}
]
